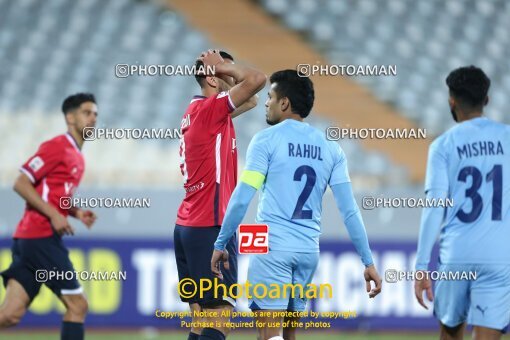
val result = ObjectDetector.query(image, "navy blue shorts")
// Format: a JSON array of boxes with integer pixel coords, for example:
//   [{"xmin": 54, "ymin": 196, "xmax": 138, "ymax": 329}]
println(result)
[
  {"xmin": 0, "ymin": 233, "xmax": 81, "ymax": 301},
  {"xmin": 174, "ymin": 224, "xmax": 238, "ymax": 307}
]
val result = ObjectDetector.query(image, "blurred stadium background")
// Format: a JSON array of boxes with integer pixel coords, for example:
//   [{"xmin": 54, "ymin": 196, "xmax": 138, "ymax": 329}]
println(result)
[{"xmin": 0, "ymin": 0, "xmax": 509, "ymax": 338}]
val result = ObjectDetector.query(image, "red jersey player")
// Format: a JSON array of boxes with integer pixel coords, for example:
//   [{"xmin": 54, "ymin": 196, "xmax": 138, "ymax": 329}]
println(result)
[
  {"xmin": 174, "ymin": 50, "xmax": 265, "ymax": 340},
  {"xmin": 0, "ymin": 93, "xmax": 98, "ymax": 340}
]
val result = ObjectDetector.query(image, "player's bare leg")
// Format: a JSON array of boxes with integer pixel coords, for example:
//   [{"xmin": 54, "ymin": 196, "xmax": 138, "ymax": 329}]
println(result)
[
  {"xmin": 472, "ymin": 326, "xmax": 502, "ymax": 340},
  {"xmin": 0, "ymin": 279, "xmax": 30, "ymax": 328},
  {"xmin": 59, "ymin": 293, "xmax": 88, "ymax": 340},
  {"xmin": 190, "ymin": 303, "xmax": 204, "ymax": 336},
  {"xmin": 255, "ymin": 311, "xmax": 284, "ymax": 340},
  {"xmin": 202, "ymin": 304, "xmax": 234, "ymax": 337},
  {"xmin": 282, "ymin": 316, "xmax": 299, "ymax": 340},
  {"xmin": 440, "ymin": 322, "xmax": 465, "ymax": 340}
]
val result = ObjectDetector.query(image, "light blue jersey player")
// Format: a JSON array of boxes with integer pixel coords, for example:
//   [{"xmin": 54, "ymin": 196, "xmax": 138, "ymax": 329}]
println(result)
[
  {"xmin": 415, "ymin": 66, "xmax": 510, "ymax": 339},
  {"xmin": 211, "ymin": 70, "xmax": 382, "ymax": 340}
]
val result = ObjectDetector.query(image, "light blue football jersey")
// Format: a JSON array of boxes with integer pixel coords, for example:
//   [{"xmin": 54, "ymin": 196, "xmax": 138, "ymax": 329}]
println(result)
[
  {"xmin": 425, "ymin": 117, "xmax": 510, "ymax": 264},
  {"xmin": 244, "ymin": 119, "xmax": 350, "ymax": 253}
]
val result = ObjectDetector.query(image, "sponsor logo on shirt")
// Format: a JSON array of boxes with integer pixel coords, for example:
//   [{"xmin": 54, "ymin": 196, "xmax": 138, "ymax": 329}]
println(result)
[{"xmin": 185, "ymin": 182, "xmax": 204, "ymax": 193}]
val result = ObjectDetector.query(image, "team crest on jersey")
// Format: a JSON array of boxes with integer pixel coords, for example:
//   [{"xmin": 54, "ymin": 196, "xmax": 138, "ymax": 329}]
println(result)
[{"xmin": 28, "ymin": 156, "xmax": 44, "ymax": 172}]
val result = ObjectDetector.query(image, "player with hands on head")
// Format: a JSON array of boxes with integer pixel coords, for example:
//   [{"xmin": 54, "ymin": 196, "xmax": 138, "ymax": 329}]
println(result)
[{"xmin": 174, "ymin": 49, "xmax": 266, "ymax": 340}]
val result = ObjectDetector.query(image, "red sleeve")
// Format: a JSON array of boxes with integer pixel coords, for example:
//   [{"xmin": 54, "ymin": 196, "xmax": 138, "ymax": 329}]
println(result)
[
  {"xmin": 20, "ymin": 140, "xmax": 61, "ymax": 184},
  {"xmin": 201, "ymin": 91, "xmax": 236, "ymax": 125}
]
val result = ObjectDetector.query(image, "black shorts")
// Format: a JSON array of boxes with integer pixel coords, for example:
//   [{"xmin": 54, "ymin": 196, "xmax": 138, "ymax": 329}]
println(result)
[
  {"xmin": 0, "ymin": 233, "xmax": 81, "ymax": 301},
  {"xmin": 174, "ymin": 224, "xmax": 238, "ymax": 307}
]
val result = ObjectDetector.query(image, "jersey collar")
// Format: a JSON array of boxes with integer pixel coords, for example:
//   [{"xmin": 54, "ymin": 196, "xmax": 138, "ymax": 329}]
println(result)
[
  {"xmin": 190, "ymin": 95, "xmax": 207, "ymax": 104},
  {"xmin": 65, "ymin": 133, "xmax": 82, "ymax": 153}
]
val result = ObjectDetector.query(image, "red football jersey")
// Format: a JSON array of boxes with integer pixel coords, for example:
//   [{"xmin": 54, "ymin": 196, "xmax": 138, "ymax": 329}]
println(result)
[
  {"xmin": 176, "ymin": 91, "xmax": 238, "ymax": 227},
  {"xmin": 15, "ymin": 133, "xmax": 85, "ymax": 238}
]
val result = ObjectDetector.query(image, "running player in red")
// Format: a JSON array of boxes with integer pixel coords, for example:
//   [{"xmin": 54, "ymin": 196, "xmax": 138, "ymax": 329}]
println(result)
[
  {"xmin": 175, "ymin": 50, "xmax": 266, "ymax": 340},
  {"xmin": 0, "ymin": 93, "xmax": 98, "ymax": 340}
]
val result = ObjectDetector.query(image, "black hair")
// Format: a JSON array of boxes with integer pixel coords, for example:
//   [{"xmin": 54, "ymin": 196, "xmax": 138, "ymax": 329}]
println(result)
[
  {"xmin": 61, "ymin": 93, "xmax": 96, "ymax": 114},
  {"xmin": 269, "ymin": 69, "xmax": 315, "ymax": 118},
  {"xmin": 446, "ymin": 66, "xmax": 490, "ymax": 108},
  {"xmin": 219, "ymin": 51, "xmax": 234, "ymax": 61},
  {"xmin": 194, "ymin": 50, "xmax": 234, "ymax": 88}
]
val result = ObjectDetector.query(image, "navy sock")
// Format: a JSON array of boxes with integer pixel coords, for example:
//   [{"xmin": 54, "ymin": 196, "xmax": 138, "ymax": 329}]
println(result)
[
  {"xmin": 61, "ymin": 321, "xmax": 84, "ymax": 340},
  {"xmin": 189, "ymin": 332, "xmax": 200, "ymax": 340},
  {"xmin": 199, "ymin": 327, "xmax": 226, "ymax": 340}
]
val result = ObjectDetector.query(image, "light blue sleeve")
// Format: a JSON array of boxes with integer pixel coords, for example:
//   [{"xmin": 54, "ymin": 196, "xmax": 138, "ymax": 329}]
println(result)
[
  {"xmin": 331, "ymin": 182, "xmax": 374, "ymax": 267},
  {"xmin": 415, "ymin": 189, "xmax": 448, "ymax": 270},
  {"xmin": 424, "ymin": 138, "xmax": 449, "ymax": 192},
  {"xmin": 328, "ymin": 142, "xmax": 351, "ymax": 186},
  {"xmin": 245, "ymin": 131, "xmax": 272, "ymax": 175},
  {"xmin": 415, "ymin": 140, "xmax": 449, "ymax": 270},
  {"xmin": 214, "ymin": 182, "xmax": 257, "ymax": 251}
]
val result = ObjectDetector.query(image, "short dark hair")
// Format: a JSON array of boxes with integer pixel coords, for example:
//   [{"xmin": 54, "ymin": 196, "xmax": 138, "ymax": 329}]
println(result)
[
  {"xmin": 62, "ymin": 93, "xmax": 96, "ymax": 114},
  {"xmin": 269, "ymin": 69, "xmax": 315, "ymax": 118},
  {"xmin": 446, "ymin": 66, "xmax": 490, "ymax": 108},
  {"xmin": 194, "ymin": 50, "xmax": 234, "ymax": 88},
  {"xmin": 219, "ymin": 51, "xmax": 234, "ymax": 61}
]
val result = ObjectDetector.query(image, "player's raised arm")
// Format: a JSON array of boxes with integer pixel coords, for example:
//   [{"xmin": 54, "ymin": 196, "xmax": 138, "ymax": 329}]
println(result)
[
  {"xmin": 200, "ymin": 50, "xmax": 266, "ymax": 110},
  {"xmin": 13, "ymin": 173, "xmax": 74, "ymax": 236},
  {"xmin": 231, "ymin": 94, "xmax": 258, "ymax": 119},
  {"xmin": 414, "ymin": 139, "xmax": 449, "ymax": 309}
]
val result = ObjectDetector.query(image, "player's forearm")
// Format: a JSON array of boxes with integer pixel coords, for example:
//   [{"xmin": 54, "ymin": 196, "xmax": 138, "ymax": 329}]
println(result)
[
  {"xmin": 13, "ymin": 174, "xmax": 60, "ymax": 220},
  {"xmin": 331, "ymin": 183, "xmax": 374, "ymax": 267},
  {"xmin": 216, "ymin": 63, "xmax": 265, "ymax": 92},
  {"xmin": 415, "ymin": 189, "xmax": 448, "ymax": 270},
  {"xmin": 214, "ymin": 182, "xmax": 257, "ymax": 251},
  {"xmin": 344, "ymin": 211, "xmax": 374, "ymax": 267},
  {"xmin": 231, "ymin": 94, "xmax": 258, "ymax": 119}
]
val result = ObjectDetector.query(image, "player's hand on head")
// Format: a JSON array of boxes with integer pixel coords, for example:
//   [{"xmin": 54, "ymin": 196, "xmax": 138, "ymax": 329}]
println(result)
[
  {"xmin": 50, "ymin": 212, "xmax": 75, "ymax": 236},
  {"xmin": 364, "ymin": 265, "xmax": 382, "ymax": 298},
  {"xmin": 211, "ymin": 249, "xmax": 229, "ymax": 280},
  {"xmin": 198, "ymin": 49, "xmax": 224, "ymax": 73},
  {"xmin": 414, "ymin": 271, "xmax": 433, "ymax": 309}
]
